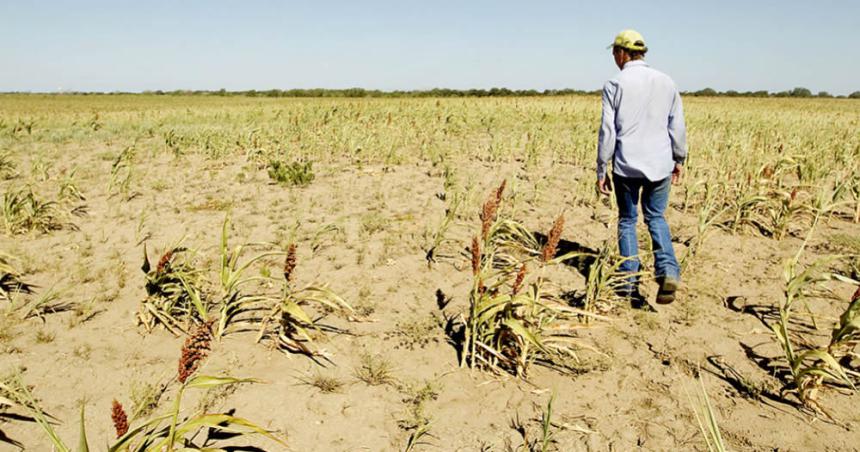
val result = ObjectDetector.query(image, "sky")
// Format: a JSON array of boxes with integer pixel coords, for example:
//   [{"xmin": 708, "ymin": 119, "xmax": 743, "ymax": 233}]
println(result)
[{"xmin": 1, "ymin": 0, "xmax": 858, "ymax": 94}]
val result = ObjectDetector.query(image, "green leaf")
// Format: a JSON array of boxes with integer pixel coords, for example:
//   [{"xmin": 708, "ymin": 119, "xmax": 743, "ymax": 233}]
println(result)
[
  {"xmin": 180, "ymin": 276, "xmax": 208, "ymax": 321},
  {"xmin": 502, "ymin": 317, "xmax": 545, "ymax": 352},
  {"xmin": 174, "ymin": 414, "xmax": 287, "ymax": 446},
  {"xmin": 282, "ymin": 298, "xmax": 314, "ymax": 325},
  {"xmin": 797, "ymin": 349, "xmax": 855, "ymax": 389},
  {"xmin": 77, "ymin": 405, "xmax": 89, "ymax": 452},
  {"xmin": 107, "ymin": 414, "xmax": 172, "ymax": 452},
  {"xmin": 185, "ymin": 375, "xmax": 261, "ymax": 390},
  {"xmin": 298, "ymin": 286, "xmax": 353, "ymax": 312}
]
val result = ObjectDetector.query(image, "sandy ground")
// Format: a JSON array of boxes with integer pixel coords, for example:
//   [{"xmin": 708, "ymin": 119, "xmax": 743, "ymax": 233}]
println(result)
[{"xmin": 2, "ymin": 98, "xmax": 860, "ymax": 451}]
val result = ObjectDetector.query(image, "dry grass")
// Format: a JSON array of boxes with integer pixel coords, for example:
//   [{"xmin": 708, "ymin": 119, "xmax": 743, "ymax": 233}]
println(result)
[
  {"xmin": 300, "ymin": 372, "xmax": 346, "ymax": 394},
  {"xmin": 354, "ymin": 352, "xmax": 396, "ymax": 386}
]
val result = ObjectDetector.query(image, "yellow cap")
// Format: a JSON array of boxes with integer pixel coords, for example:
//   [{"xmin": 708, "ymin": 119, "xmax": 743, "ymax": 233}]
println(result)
[{"xmin": 609, "ymin": 29, "xmax": 648, "ymax": 52}]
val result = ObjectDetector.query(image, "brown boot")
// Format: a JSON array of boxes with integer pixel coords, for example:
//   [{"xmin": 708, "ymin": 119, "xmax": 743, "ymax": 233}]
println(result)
[{"xmin": 656, "ymin": 277, "xmax": 679, "ymax": 305}]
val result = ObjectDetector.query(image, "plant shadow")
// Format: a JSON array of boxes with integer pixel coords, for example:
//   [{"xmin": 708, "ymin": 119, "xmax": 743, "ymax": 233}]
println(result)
[{"xmin": 534, "ymin": 232, "xmax": 598, "ymax": 279}]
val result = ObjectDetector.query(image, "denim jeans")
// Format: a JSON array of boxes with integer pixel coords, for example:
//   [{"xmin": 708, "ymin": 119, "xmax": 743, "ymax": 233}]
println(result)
[{"xmin": 612, "ymin": 173, "xmax": 680, "ymax": 291}]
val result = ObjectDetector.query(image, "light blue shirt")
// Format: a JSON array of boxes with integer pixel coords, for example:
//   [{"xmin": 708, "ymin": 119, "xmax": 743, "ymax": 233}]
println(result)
[{"xmin": 597, "ymin": 60, "xmax": 687, "ymax": 181}]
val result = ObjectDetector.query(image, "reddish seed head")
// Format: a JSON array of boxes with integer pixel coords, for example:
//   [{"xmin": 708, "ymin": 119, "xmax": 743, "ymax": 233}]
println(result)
[
  {"xmin": 283, "ymin": 243, "xmax": 297, "ymax": 284},
  {"xmin": 790, "ymin": 187, "xmax": 798, "ymax": 202},
  {"xmin": 479, "ymin": 180, "xmax": 506, "ymax": 240},
  {"xmin": 178, "ymin": 322, "xmax": 212, "ymax": 384},
  {"xmin": 852, "ymin": 286, "xmax": 860, "ymax": 303},
  {"xmin": 111, "ymin": 399, "xmax": 129, "ymax": 438},
  {"xmin": 495, "ymin": 179, "xmax": 506, "ymax": 204},
  {"xmin": 512, "ymin": 263, "xmax": 527, "ymax": 296},
  {"xmin": 156, "ymin": 249, "xmax": 175, "ymax": 274},
  {"xmin": 480, "ymin": 199, "xmax": 499, "ymax": 240},
  {"xmin": 541, "ymin": 215, "xmax": 564, "ymax": 263}
]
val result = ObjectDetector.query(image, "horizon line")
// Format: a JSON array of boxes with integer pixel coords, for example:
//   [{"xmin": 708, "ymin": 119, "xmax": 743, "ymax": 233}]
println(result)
[{"xmin": 2, "ymin": 86, "xmax": 858, "ymax": 98}]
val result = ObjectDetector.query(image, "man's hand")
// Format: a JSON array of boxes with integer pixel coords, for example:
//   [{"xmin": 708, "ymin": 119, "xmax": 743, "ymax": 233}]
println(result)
[
  {"xmin": 671, "ymin": 163, "xmax": 683, "ymax": 185},
  {"xmin": 596, "ymin": 176, "xmax": 612, "ymax": 196}
]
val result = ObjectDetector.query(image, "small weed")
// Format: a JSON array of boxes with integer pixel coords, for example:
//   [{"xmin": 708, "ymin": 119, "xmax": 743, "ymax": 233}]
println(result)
[
  {"xmin": 397, "ymin": 379, "xmax": 440, "ymax": 431},
  {"xmin": 386, "ymin": 315, "xmax": 441, "ymax": 350},
  {"xmin": 150, "ymin": 179, "xmax": 169, "ymax": 192},
  {"xmin": 35, "ymin": 329, "xmax": 55, "ymax": 343},
  {"xmin": 354, "ymin": 286, "xmax": 376, "ymax": 317},
  {"xmin": 354, "ymin": 353, "xmax": 396, "ymax": 386},
  {"xmin": 301, "ymin": 372, "xmax": 345, "ymax": 393},
  {"xmin": 196, "ymin": 380, "xmax": 239, "ymax": 413},
  {"xmin": 130, "ymin": 379, "xmax": 164, "ymax": 420},
  {"xmin": 360, "ymin": 211, "xmax": 388, "ymax": 236},
  {"xmin": 187, "ymin": 197, "xmax": 233, "ymax": 212},
  {"xmin": 72, "ymin": 344, "xmax": 92, "ymax": 359}
]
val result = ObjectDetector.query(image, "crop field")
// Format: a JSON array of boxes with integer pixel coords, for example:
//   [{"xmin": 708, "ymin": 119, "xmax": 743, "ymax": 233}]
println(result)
[{"xmin": 1, "ymin": 94, "xmax": 859, "ymax": 450}]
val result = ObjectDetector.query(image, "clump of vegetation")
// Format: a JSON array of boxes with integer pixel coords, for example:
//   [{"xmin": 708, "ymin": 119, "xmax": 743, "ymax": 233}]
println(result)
[
  {"xmin": 256, "ymin": 242, "xmax": 354, "ymax": 356},
  {"xmin": 300, "ymin": 371, "xmax": 346, "ymax": 393},
  {"xmin": 354, "ymin": 352, "xmax": 396, "ymax": 386},
  {"xmin": 424, "ymin": 191, "xmax": 463, "ymax": 267},
  {"xmin": 579, "ymin": 243, "xmax": 637, "ymax": 314},
  {"xmin": 770, "ymin": 242, "xmax": 860, "ymax": 416},
  {"xmin": 0, "ymin": 152, "xmax": 17, "ymax": 179},
  {"xmin": 396, "ymin": 379, "xmax": 440, "ymax": 432},
  {"xmin": 267, "ymin": 159, "xmax": 315, "ymax": 186},
  {"xmin": 455, "ymin": 181, "xmax": 605, "ymax": 377},
  {"xmin": 2, "ymin": 281, "xmax": 71, "ymax": 322},
  {"xmin": 212, "ymin": 217, "xmax": 285, "ymax": 338},
  {"xmin": 141, "ymin": 217, "xmax": 353, "ymax": 357},
  {"xmin": 0, "ymin": 252, "xmax": 33, "ymax": 300},
  {"xmin": 107, "ymin": 146, "xmax": 136, "ymax": 200},
  {"xmin": 512, "ymin": 393, "xmax": 560, "ymax": 452},
  {"xmin": 139, "ymin": 243, "xmax": 206, "ymax": 334},
  {"xmin": 1, "ymin": 188, "xmax": 66, "ymax": 234}
]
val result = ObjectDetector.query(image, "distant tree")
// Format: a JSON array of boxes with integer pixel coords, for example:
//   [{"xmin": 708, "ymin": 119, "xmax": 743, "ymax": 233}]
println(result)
[
  {"xmin": 788, "ymin": 87, "xmax": 813, "ymax": 97},
  {"xmin": 692, "ymin": 88, "xmax": 717, "ymax": 96},
  {"xmin": 849, "ymin": 91, "xmax": 860, "ymax": 99},
  {"xmin": 817, "ymin": 91, "xmax": 832, "ymax": 98}
]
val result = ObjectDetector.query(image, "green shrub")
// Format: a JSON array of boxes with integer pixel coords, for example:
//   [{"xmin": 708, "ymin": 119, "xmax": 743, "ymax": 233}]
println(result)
[{"xmin": 267, "ymin": 159, "xmax": 315, "ymax": 187}]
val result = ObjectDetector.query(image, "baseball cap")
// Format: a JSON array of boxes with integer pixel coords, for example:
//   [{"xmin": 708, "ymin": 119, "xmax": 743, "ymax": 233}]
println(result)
[{"xmin": 608, "ymin": 29, "xmax": 648, "ymax": 52}]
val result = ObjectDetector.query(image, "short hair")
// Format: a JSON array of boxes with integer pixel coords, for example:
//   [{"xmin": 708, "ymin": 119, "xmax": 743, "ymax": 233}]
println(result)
[{"xmin": 613, "ymin": 45, "xmax": 647, "ymax": 60}]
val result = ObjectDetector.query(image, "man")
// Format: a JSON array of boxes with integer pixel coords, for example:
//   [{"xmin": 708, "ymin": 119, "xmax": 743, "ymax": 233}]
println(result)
[{"xmin": 596, "ymin": 29, "xmax": 686, "ymax": 306}]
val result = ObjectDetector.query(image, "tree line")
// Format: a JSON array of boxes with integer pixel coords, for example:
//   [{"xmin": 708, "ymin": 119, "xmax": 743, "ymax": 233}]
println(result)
[{"xmin": 5, "ymin": 87, "xmax": 859, "ymax": 99}]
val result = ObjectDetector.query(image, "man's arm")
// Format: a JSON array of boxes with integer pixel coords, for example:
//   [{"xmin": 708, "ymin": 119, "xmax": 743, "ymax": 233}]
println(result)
[
  {"xmin": 596, "ymin": 81, "xmax": 618, "ymax": 182},
  {"xmin": 668, "ymin": 88, "xmax": 687, "ymax": 166}
]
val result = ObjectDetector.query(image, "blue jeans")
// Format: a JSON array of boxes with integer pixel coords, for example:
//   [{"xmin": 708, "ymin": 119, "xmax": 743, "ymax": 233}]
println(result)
[{"xmin": 613, "ymin": 173, "xmax": 680, "ymax": 291}]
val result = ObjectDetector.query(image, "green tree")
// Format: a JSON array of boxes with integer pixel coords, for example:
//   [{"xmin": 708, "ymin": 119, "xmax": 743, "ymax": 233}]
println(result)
[{"xmin": 788, "ymin": 87, "xmax": 812, "ymax": 97}]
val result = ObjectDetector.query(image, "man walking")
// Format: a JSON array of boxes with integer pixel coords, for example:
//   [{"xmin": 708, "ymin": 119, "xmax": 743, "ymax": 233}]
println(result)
[{"xmin": 596, "ymin": 29, "xmax": 686, "ymax": 306}]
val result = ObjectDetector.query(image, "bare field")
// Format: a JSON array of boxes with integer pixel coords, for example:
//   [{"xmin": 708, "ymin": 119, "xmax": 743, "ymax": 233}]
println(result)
[{"xmin": 1, "ymin": 95, "xmax": 860, "ymax": 451}]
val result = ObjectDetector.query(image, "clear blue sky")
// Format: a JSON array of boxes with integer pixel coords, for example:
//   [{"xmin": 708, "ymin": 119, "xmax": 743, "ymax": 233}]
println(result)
[{"xmin": 1, "ymin": 0, "xmax": 858, "ymax": 94}]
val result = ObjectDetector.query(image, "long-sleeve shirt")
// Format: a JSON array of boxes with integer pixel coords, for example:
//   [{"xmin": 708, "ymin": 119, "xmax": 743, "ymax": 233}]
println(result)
[{"xmin": 597, "ymin": 60, "xmax": 687, "ymax": 181}]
